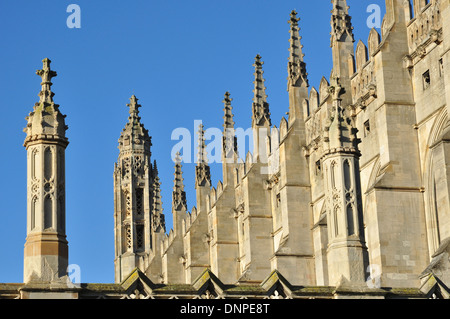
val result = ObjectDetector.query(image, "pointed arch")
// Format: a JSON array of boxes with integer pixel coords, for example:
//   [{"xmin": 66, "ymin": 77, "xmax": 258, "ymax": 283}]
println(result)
[
  {"xmin": 368, "ymin": 28, "xmax": 381, "ymax": 57},
  {"xmin": 279, "ymin": 118, "xmax": 288, "ymax": 141},
  {"xmin": 355, "ymin": 40, "xmax": 368, "ymax": 72},
  {"xmin": 44, "ymin": 195, "xmax": 53, "ymax": 230},
  {"xmin": 424, "ymin": 108, "xmax": 450, "ymax": 256},
  {"xmin": 346, "ymin": 204, "xmax": 355, "ymax": 236},
  {"xmin": 319, "ymin": 77, "xmax": 330, "ymax": 104},
  {"xmin": 31, "ymin": 196, "xmax": 38, "ymax": 231},
  {"xmin": 309, "ymin": 87, "xmax": 319, "ymax": 112}
]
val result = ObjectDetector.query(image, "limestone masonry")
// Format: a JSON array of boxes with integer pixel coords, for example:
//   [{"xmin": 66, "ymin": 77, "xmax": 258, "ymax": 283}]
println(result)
[{"xmin": 3, "ymin": 0, "xmax": 450, "ymax": 299}]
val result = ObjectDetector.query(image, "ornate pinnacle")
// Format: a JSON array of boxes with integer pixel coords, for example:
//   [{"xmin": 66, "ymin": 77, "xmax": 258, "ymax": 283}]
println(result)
[
  {"xmin": 252, "ymin": 55, "xmax": 271, "ymax": 127},
  {"xmin": 222, "ymin": 92, "xmax": 238, "ymax": 162},
  {"xmin": 119, "ymin": 95, "xmax": 151, "ymax": 152},
  {"xmin": 24, "ymin": 58, "xmax": 68, "ymax": 148},
  {"xmin": 288, "ymin": 10, "xmax": 304, "ymax": 63},
  {"xmin": 152, "ymin": 159, "xmax": 159, "ymax": 177},
  {"xmin": 253, "ymin": 55, "xmax": 267, "ymax": 105},
  {"xmin": 127, "ymin": 95, "xmax": 141, "ymax": 119},
  {"xmin": 152, "ymin": 160, "xmax": 165, "ymax": 232},
  {"xmin": 197, "ymin": 124, "xmax": 208, "ymax": 165},
  {"xmin": 36, "ymin": 58, "xmax": 57, "ymax": 104},
  {"xmin": 288, "ymin": 10, "xmax": 308, "ymax": 88},
  {"xmin": 196, "ymin": 124, "xmax": 211, "ymax": 187},
  {"xmin": 330, "ymin": 0, "xmax": 354, "ymax": 45},
  {"xmin": 324, "ymin": 75, "xmax": 359, "ymax": 151},
  {"xmin": 173, "ymin": 152, "xmax": 187, "ymax": 209},
  {"xmin": 223, "ymin": 92, "xmax": 235, "ymax": 130}
]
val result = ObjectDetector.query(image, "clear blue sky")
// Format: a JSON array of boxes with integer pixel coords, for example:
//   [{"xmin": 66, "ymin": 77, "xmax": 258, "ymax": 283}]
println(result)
[{"xmin": 0, "ymin": 1, "xmax": 385, "ymax": 283}]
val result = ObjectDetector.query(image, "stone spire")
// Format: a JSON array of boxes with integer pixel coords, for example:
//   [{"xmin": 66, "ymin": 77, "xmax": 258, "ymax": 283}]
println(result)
[
  {"xmin": 288, "ymin": 10, "xmax": 308, "ymax": 88},
  {"xmin": 324, "ymin": 76, "xmax": 360, "ymax": 152},
  {"xmin": 196, "ymin": 124, "xmax": 208, "ymax": 165},
  {"xmin": 114, "ymin": 95, "xmax": 153, "ymax": 283},
  {"xmin": 330, "ymin": 0, "xmax": 354, "ymax": 46},
  {"xmin": 252, "ymin": 54, "xmax": 271, "ymax": 127},
  {"xmin": 221, "ymin": 92, "xmax": 238, "ymax": 187},
  {"xmin": 118, "ymin": 95, "xmax": 151, "ymax": 154},
  {"xmin": 223, "ymin": 92, "xmax": 238, "ymax": 158},
  {"xmin": 23, "ymin": 58, "xmax": 69, "ymax": 283},
  {"xmin": 152, "ymin": 160, "xmax": 165, "ymax": 233},
  {"xmin": 173, "ymin": 152, "xmax": 187, "ymax": 211},
  {"xmin": 223, "ymin": 92, "xmax": 235, "ymax": 130},
  {"xmin": 195, "ymin": 125, "xmax": 211, "ymax": 187},
  {"xmin": 329, "ymin": 0, "xmax": 355, "ymax": 106}
]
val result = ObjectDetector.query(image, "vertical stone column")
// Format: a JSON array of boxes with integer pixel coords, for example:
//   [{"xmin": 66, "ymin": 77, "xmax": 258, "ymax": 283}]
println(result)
[
  {"xmin": 23, "ymin": 58, "xmax": 69, "ymax": 283},
  {"xmin": 114, "ymin": 95, "xmax": 154, "ymax": 283},
  {"xmin": 322, "ymin": 77, "xmax": 368, "ymax": 286}
]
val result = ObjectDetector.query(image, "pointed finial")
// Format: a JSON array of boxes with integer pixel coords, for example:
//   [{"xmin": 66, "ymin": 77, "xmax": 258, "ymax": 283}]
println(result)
[
  {"xmin": 330, "ymin": 0, "xmax": 354, "ymax": 45},
  {"xmin": 288, "ymin": 10, "xmax": 304, "ymax": 63},
  {"xmin": 197, "ymin": 124, "xmax": 208, "ymax": 165},
  {"xmin": 127, "ymin": 95, "xmax": 141, "ymax": 117},
  {"xmin": 325, "ymin": 74, "xmax": 360, "ymax": 152},
  {"xmin": 173, "ymin": 152, "xmax": 184, "ymax": 191},
  {"xmin": 252, "ymin": 55, "xmax": 271, "ymax": 127},
  {"xmin": 222, "ymin": 92, "xmax": 238, "ymax": 163},
  {"xmin": 118, "ymin": 95, "xmax": 151, "ymax": 153},
  {"xmin": 174, "ymin": 151, "xmax": 182, "ymax": 165},
  {"xmin": 36, "ymin": 58, "xmax": 57, "ymax": 104},
  {"xmin": 153, "ymin": 159, "xmax": 159, "ymax": 176},
  {"xmin": 253, "ymin": 54, "xmax": 267, "ymax": 103},
  {"xmin": 287, "ymin": 10, "xmax": 308, "ymax": 88},
  {"xmin": 173, "ymin": 152, "xmax": 187, "ymax": 210},
  {"xmin": 223, "ymin": 92, "xmax": 235, "ymax": 130},
  {"xmin": 195, "ymin": 124, "xmax": 212, "ymax": 187},
  {"xmin": 152, "ymin": 160, "xmax": 165, "ymax": 232}
]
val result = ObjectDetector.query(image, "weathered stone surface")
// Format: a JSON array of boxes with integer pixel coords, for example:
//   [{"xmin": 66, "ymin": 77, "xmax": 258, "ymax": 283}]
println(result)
[{"xmin": 9, "ymin": 0, "xmax": 450, "ymax": 299}]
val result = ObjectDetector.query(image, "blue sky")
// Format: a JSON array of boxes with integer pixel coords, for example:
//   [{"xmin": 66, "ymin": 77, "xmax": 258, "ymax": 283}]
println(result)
[{"xmin": 0, "ymin": 1, "xmax": 385, "ymax": 283}]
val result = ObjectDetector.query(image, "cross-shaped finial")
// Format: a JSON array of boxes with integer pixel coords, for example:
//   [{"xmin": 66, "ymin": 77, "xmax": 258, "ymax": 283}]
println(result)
[
  {"xmin": 36, "ymin": 58, "xmax": 57, "ymax": 103},
  {"xmin": 127, "ymin": 95, "xmax": 141, "ymax": 116}
]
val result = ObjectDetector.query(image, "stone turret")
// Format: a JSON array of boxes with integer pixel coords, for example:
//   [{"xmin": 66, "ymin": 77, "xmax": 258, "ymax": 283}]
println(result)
[
  {"xmin": 114, "ymin": 95, "xmax": 154, "ymax": 283},
  {"xmin": 23, "ymin": 58, "xmax": 70, "ymax": 283},
  {"xmin": 321, "ymin": 77, "xmax": 368, "ymax": 286}
]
